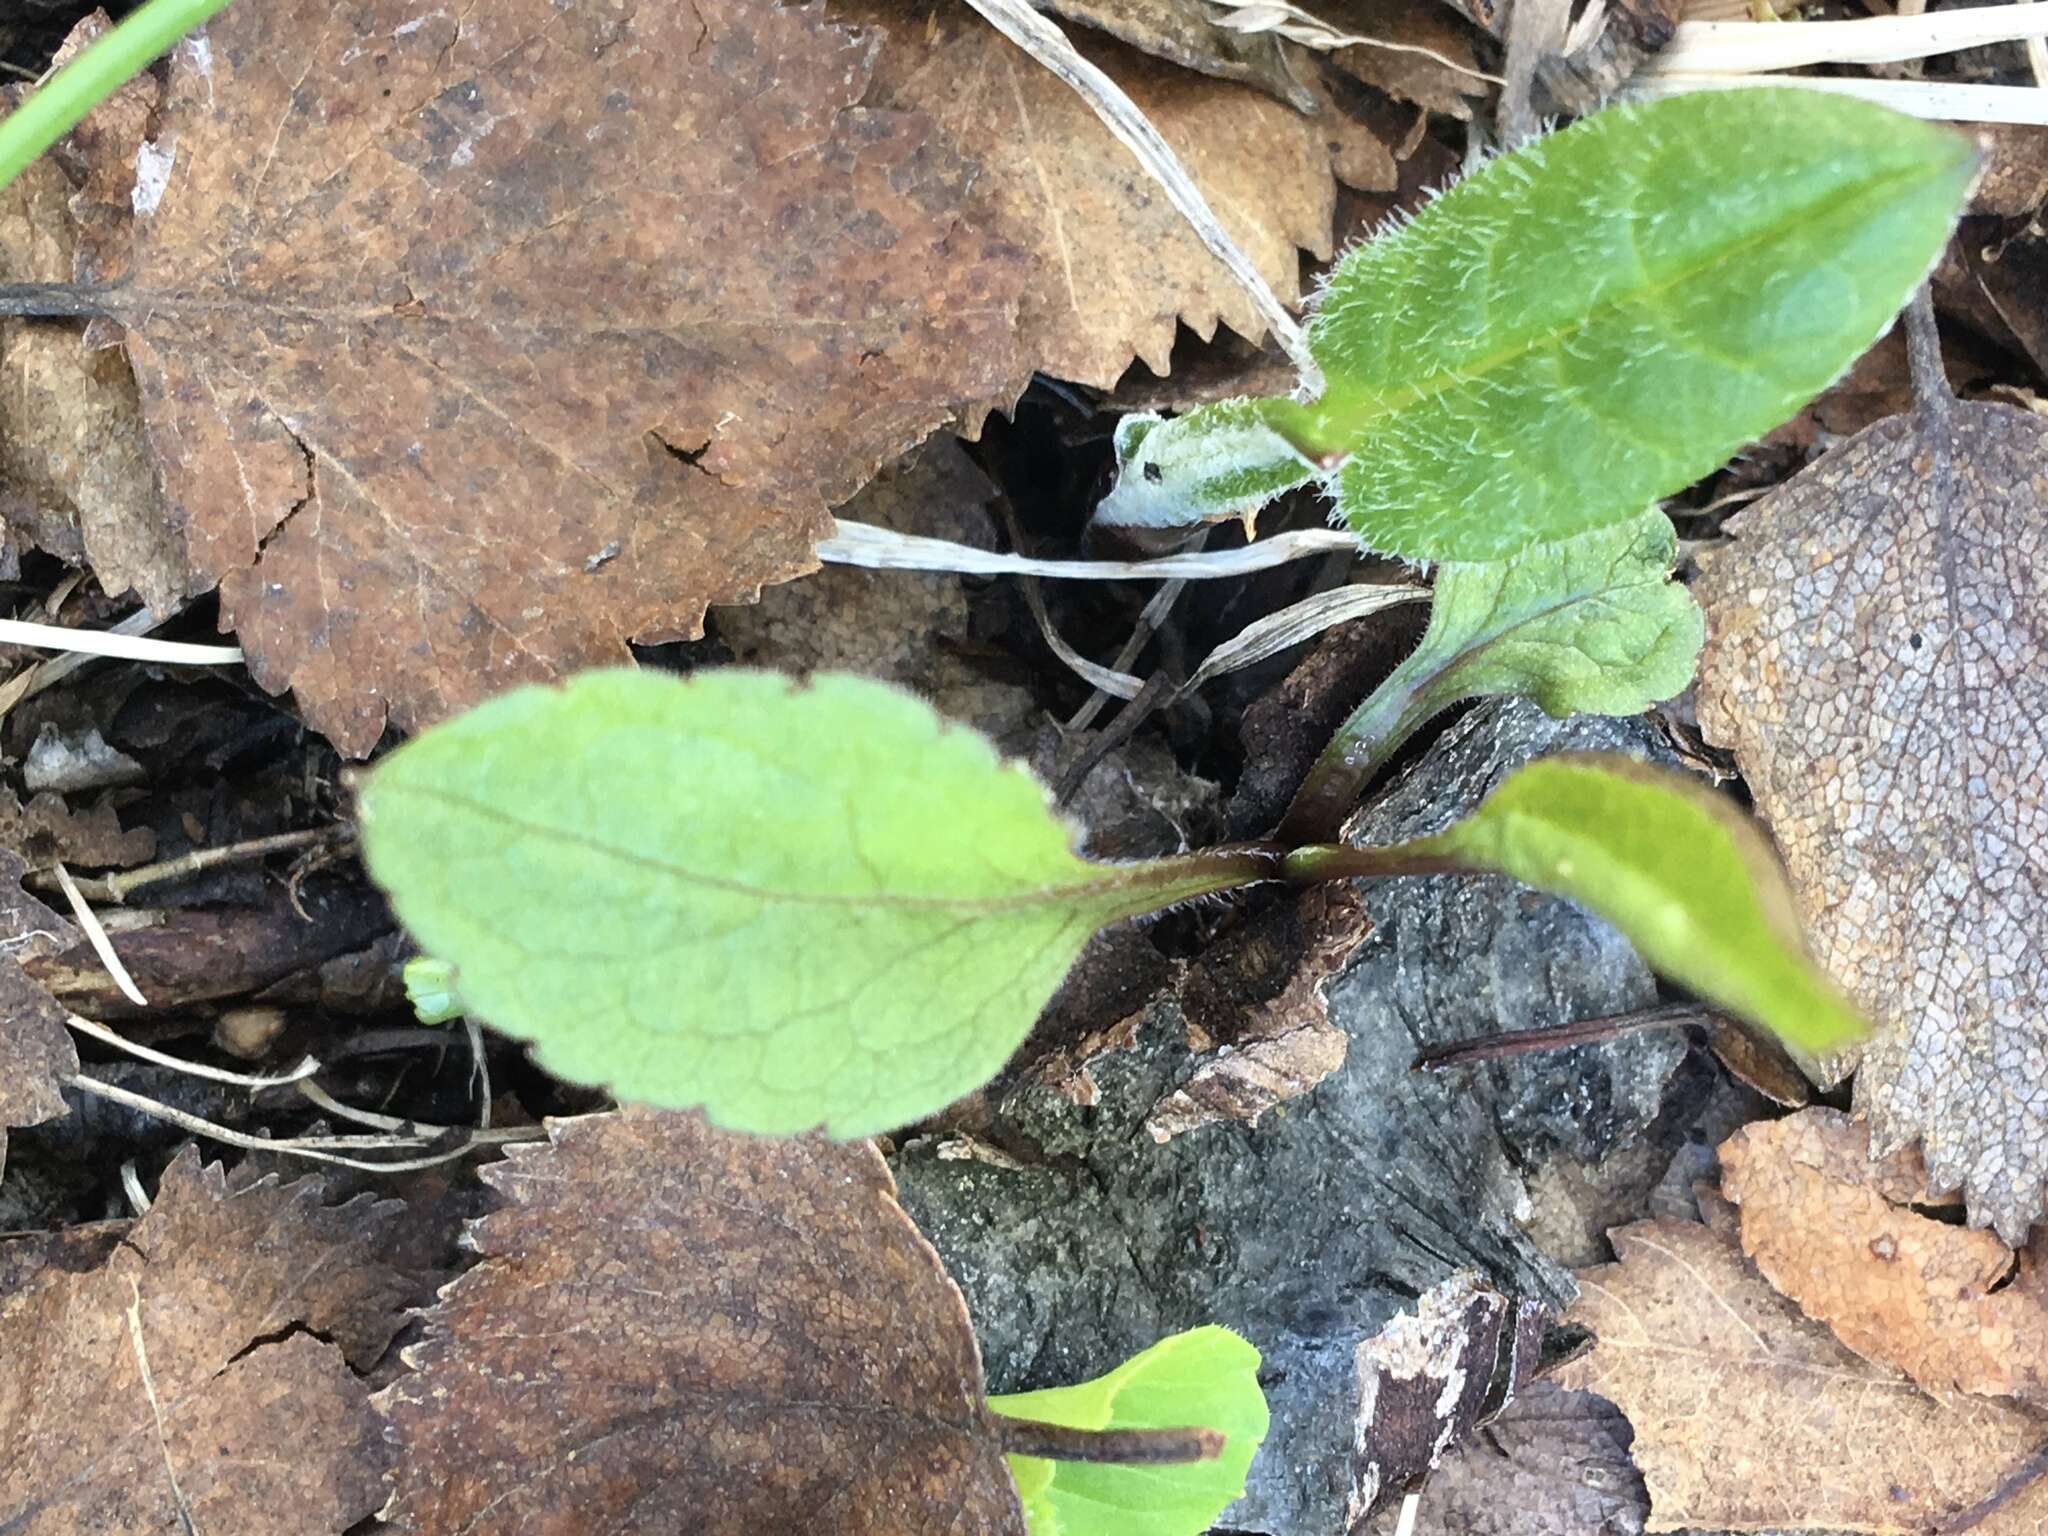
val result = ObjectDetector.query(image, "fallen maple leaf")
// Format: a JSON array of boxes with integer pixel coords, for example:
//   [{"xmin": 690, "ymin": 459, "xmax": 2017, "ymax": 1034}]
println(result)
[
  {"xmin": 840, "ymin": 0, "xmax": 1347, "ymax": 387},
  {"xmin": 1720, "ymin": 1106, "xmax": 2048, "ymax": 1408},
  {"xmin": 0, "ymin": 1147, "xmax": 415, "ymax": 1534},
  {"xmin": 87, "ymin": 0, "xmax": 1028, "ymax": 754},
  {"xmin": 1557, "ymin": 1216, "xmax": 2048, "ymax": 1533},
  {"xmin": 1695, "ymin": 395, "xmax": 2048, "ymax": 1242},
  {"xmin": 378, "ymin": 1109, "xmax": 1027, "ymax": 1534}
]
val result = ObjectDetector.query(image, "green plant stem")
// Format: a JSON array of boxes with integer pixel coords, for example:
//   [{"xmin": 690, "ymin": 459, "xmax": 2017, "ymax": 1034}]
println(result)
[
  {"xmin": 1280, "ymin": 843, "xmax": 1465, "ymax": 883},
  {"xmin": 0, "ymin": 0, "xmax": 237, "ymax": 195},
  {"xmin": 1277, "ymin": 680, "xmax": 1438, "ymax": 845},
  {"xmin": 992, "ymin": 1417, "xmax": 1225, "ymax": 1467}
]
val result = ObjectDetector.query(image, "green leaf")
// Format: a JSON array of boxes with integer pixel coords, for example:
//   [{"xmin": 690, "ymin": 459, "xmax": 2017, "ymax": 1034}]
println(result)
[
  {"xmin": 1098, "ymin": 93, "xmax": 1973, "ymax": 558},
  {"xmin": 990, "ymin": 1328, "xmax": 1269, "ymax": 1536},
  {"xmin": 356, "ymin": 669, "xmax": 1267, "ymax": 1137},
  {"xmin": 1293, "ymin": 91, "xmax": 1974, "ymax": 560},
  {"xmin": 1288, "ymin": 754, "xmax": 1865, "ymax": 1053},
  {"xmin": 401, "ymin": 956, "xmax": 464, "ymax": 1025},
  {"xmin": 1282, "ymin": 510, "xmax": 1704, "ymax": 838},
  {"xmin": 0, "ymin": 0, "xmax": 237, "ymax": 195},
  {"xmin": 1092, "ymin": 403, "xmax": 1318, "ymax": 533}
]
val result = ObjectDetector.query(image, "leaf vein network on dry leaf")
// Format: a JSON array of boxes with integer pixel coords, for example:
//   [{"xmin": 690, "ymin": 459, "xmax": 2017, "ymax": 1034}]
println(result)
[{"xmin": 1698, "ymin": 400, "xmax": 2048, "ymax": 1241}]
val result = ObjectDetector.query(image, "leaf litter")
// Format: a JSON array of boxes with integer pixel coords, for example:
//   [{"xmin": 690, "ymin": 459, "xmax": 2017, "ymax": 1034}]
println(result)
[
  {"xmin": 0, "ymin": 1146, "xmax": 418, "ymax": 1534},
  {"xmin": 0, "ymin": 3, "xmax": 2044, "ymax": 1534},
  {"xmin": 378, "ymin": 1108, "xmax": 1028, "ymax": 1534},
  {"xmin": 82, "ymin": 0, "xmax": 1031, "ymax": 754},
  {"xmin": 1696, "ymin": 386, "xmax": 2048, "ymax": 1241}
]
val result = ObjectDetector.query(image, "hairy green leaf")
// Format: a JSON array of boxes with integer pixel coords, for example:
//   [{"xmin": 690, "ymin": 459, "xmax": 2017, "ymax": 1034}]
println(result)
[
  {"xmin": 1099, "ymin": 92, "xmax": 1974, "ymax": 560},
  {"xmin": 357, "ymin": 669, "xmax": 1267, "ymax": 1137},
  {"xmin": 990, "ymin": 1328, "xmax": 1269, "ymax": 1536},
  {"xmin": 1289, "ymin": 754, "xmax": 1866, "ymax": 1053},
  {"xmin": 1283, "ymin": 510, "xmax": 1703, "ymax": 837}
]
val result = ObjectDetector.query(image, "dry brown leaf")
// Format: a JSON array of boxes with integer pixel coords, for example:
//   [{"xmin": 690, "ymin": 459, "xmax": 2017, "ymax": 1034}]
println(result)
[
  {"xmin": 1322, "ymin": 0, "xmax": 1491, "ymax": 117},
  {"xmin": 1720, "ymin": 1106, "xmax": 2048, "ymax": 1407},
  {"xmin": 0, "ymin": 786, "xmax": 155, "ymax": 869},
  {"xmin": 1353, "ymin": 1382, "xmax": 1648, "ymax": 1536},
  {"xmin": 1557, "ymin": 1216, "xmax": 2048, "ymax": 1533},
  {"xmin": 1974, "ymin": 126, "xmax": 2048, "ymax": 218},
  {"xmin": 1045, "ymin": 0, "xmax": 1320, "ymax": 108},
  {"xmin": 378, "ymin": 1109, "xmax": 1026, "ymax": 1535},
  {"xmin": 0, "ymin": 1146, "xmax": 414, "ymax": 1534},
  {"xmin": 92, "ymin": 0, "xmax": 1028, "ymax": 755},
  {"xmin": 0, "ymin": 849, "xmax": 79, "ymax": 1179},
  {"xmin": 0, "ymin": 151, "xmax": 183, "ymax": 609},
  {"xmin": 1695, "ymin": 398, "xmax": 2048, "ymax": 1242},
  {"xmin": 844, "ymin": 0, "xmax": 1342, "ymax": 386}
]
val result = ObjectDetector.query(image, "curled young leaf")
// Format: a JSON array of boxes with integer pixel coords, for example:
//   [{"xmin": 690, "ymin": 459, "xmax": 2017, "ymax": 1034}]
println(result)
[
  {"xmin": 1100, "ymin": 91, "xmax": 1974, "ymax": 560},
  {"xmin": 1283, "ymin": 510, "xmax": 1703, "ymax": 838},
  {"xmin": 990, "ymin": 1327, "xmax": 1269, "ymax": 1536},
  {"xmin": 1287, "ymin": 754, "xmax": 1865, "ymax": 1054},
  {"xmin": 357, "ymin": 669, "xmax": 1270, "ymax": 1137}
]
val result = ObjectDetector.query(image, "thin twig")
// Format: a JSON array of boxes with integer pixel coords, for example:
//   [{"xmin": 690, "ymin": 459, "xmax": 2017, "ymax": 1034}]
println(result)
[
  {"xmin": 55, "ymin": 827, "xmax": 346, "ymax": 904},
  {"xmin": 820, "ymin": 519, "xmax": 1361, "ymax": 580},
  {"xmin": 0, "ymin": 282, "xmax": 120, "ymax": 318},
  {"xmin": 0, "ymin": 608, "xmax": 158, "ymax": 728},
  {"xmin": 1394, "ymin": 1492, "xmax": 1422, "ymax": 1536},
  {"xmin": 0, "ymin": 616, "xmax": 242, "ymax": 664},
  {"xmin": 51, "ymin": 861, "xmax": 148, "ymax": 1008},
  {"xmin": 295, "ymin": 1080, "xmax": 534, "ymax": 1145},
  {"xmin": 1069, "ymin": 578, "xmax": 1189, "ymax": 730},
  {"xmin": 957, "ymin": 0, "xmax": 1318, "ymax": 389},
  {"xmin": 64, "ymin": 1011, "xmax": 321, "ymax": 1089},
  {"xmin": 63, "ymin": 1072, "xmax": 532, "ymax": 1172},
  {"xmin": 1936, "ymin": 1440, "xmax": 2048, "ymax": 1534}
]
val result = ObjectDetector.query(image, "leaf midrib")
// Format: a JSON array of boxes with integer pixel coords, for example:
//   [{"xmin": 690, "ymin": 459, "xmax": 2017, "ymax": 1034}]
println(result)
[
  {"xmin": 378, "ymin": 782, "xmax": 1137, "ymax": 915},
  {"xmin": 1307, "ymin": 159, "xmax": 1942, "ymax": 448}
]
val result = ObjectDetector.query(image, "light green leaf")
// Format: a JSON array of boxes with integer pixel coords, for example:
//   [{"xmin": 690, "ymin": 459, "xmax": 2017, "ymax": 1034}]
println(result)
[
  {"xmin": 990, "ymin": 1328, "xmax": 1269, "ymax": 1536},
  {"xmin": 1282, "ymin": 510, "xmax": 1703, "ymax": 837},
  {"xmin": 1092, "ymin": 403, "xmax": 1318, "ymax": 532},
  {"xmin": 1293, "ymin": 91, "xmax": 1973, "ymax": 560},
  {"xmin": 401, "ymin": 956, "xmax": 464, "ymax": 1025},
  {"xmin": 1289, "ymin": 754, "xmax": 1866, "ymax": 1053},
  {"xmin": 356, "ymin": 669, "xmax": 1266, "ymax": 1137},
  {"xmin": 1099, "ymin": 92, "xmax": 1973, "ymax": 558}
]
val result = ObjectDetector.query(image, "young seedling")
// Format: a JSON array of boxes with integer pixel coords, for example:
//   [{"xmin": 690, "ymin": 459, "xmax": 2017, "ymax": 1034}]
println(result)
[
  {"xmin": 358, "ymin": 95, "xmax": 1973, "ymax": 1139},
  {"xmin": 358, "ymin": 666, "xmax": 1864, "ymax": 1136},
  {"xmin": 1095, "ymin": 87, "xmax": 1973, "ymax": 839}
]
